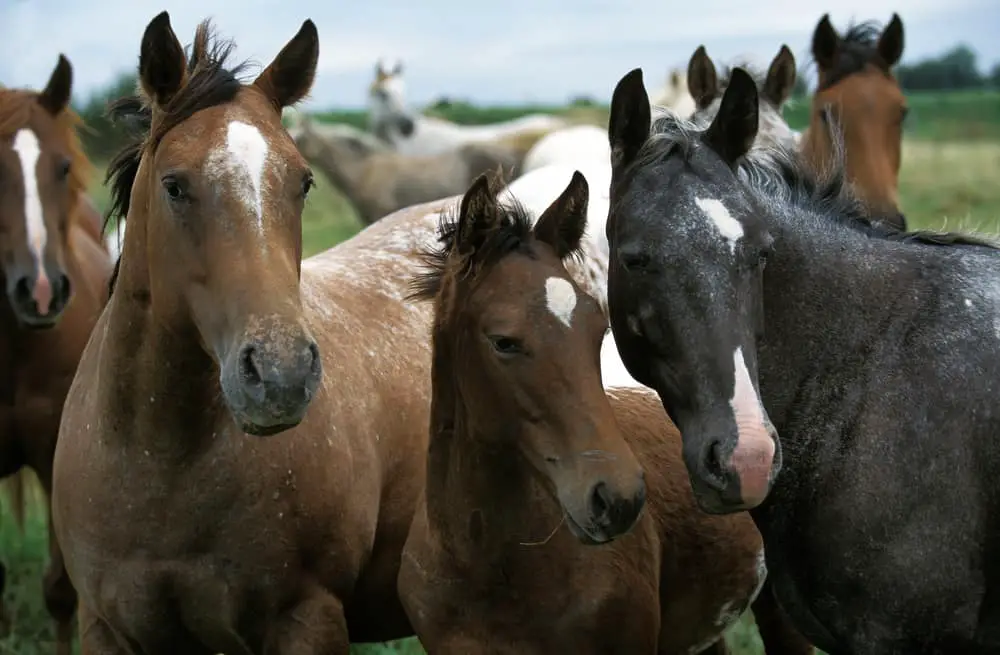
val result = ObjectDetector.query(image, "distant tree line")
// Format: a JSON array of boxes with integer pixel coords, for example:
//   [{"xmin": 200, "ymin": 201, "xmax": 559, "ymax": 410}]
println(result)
[{"xmin": 896, "ymin": 45, "xmax": 1000, "ymax": 91}]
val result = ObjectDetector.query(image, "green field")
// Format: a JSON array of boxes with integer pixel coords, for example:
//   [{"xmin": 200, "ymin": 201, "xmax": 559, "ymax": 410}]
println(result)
[{"xmin": 1, "ymin": 91, "xmax": 999, "ymax": 653}]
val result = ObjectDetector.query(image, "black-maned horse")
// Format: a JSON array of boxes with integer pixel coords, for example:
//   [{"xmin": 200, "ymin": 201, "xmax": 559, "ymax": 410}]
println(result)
[{"xmin": 603, "ymin": 65, "xmax": 1000, "ymax": 654}]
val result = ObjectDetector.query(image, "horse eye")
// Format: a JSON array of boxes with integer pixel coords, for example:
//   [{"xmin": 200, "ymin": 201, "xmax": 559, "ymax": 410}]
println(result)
[
  {"xmin": 57, "ymin": 159, "xmax": 71, "ymax": 179},
  {"xmin": 488, "ymin": 335, "xmax": 523, "ymax": 357},
  {"xmin": 161, "ymin": 176, "xmax": 185, "ymax": 202},
  {"xmin": 301, "ymin": 174, "xmax": 315, "ymax": 199},
  {"xmin": 900, "ymin": 107, "xmax": 910, "ymax": 123}
]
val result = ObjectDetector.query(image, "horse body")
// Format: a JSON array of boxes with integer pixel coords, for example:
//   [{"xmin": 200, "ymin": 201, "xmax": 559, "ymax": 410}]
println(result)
[
  {"xmin": 367, "ymin": 61, "xmax": 567, "ymax": 157},
  {"xmin": 293, "ymin": 115, "xmax": 520, "ymax": 225},
  {"xmin": 55, "ymin": 201, "xmax": 446, "ymax": 653},
  {"xmin": 0, "ymin": 57, "xmax": 112, "ymax": 654},
  {"xmin": 604, "ymin": 64, "xmax": 1000, "ymax": 654},
  {"xmin": 649, "ymin": 68, "xmax": 697, "ymax": 118},
  {"xmin": 519, "ymin": 124, "xmax": 610, "ymax": 175}
]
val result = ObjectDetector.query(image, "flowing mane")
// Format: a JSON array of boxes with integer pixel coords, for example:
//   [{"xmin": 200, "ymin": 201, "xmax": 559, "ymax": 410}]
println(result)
[
  {"xmin": 636, "ymin": 109, "xmax": 1000, "ymax": 251},
  {"xmin": 816, "ymin": 20, "xmax": 893, "ymax": 89},
  {"xmin": 103, "ymin": 18, "xmax": 251, "ymax": 292},
  {"xmin": 0, "ymin": 89, "xmax": 94, "ymax": 227}
]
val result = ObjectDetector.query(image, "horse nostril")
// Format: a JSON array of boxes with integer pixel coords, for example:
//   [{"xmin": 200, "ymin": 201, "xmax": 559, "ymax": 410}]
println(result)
[
  {"xmin": 588, "ymin": 482, "xmax": 612, "ymax": 522},
  {"xmin": 13, "ymin": 277, "xmax": 31, "ymax": 302},
  {"xmin": 307, "ymin": 341, "xmax": 321, "ymax": 375},
  {"xmin": 701, "ymin": 439, "xmax": 728, "ymax": 492},
  {"xmin": 239, "ymin": 345, "xmax": 262, "ymax": 387}
]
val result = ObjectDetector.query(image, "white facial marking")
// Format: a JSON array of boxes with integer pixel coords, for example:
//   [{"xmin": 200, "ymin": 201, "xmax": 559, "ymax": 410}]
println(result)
[
  {"xmin": 209, "ymin": 121, "xmax": 269, "ymax": 232},
  {"xmin": 545, "ymin": 276, "xmax": 577, "ymax": 328},
  {"xmin": 696, "ymin": 197, "xmax": 743, "ymax": 254},
  {"xmin": 731, "ymin": 347, "xmax": 765, "ymax": 425},
  {"xmin": 12, "ymin": 129, "xmax": 48, "ymax": 275}
]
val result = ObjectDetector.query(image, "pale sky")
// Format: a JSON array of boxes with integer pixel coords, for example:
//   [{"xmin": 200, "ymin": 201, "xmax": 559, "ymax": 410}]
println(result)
[{"xmin": 1, "ymin": 0, "xmax": 997, "ymax": 110}]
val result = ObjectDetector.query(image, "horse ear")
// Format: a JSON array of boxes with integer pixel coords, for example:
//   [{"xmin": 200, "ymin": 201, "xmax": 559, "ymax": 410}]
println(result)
[
  {"xmin": 763, "ymin": 45, "xmax": 797, "ymax": 107},
  {"xmin": 139, "ymin": 11, "xmax": 187, "ymax": 109},
  {"xmin": 608, "ymin": 68, "xmax": 650, "ymax": 171},
  {"xmin": 702, "ymin": 67, "xmax": 758, "ymax": 166},
  {"xmin": 38, "ymin": 55, "xmax": 73, "ymax": 116},
  {"xmin": 253, "ymin": 19, "xmax": 319, "ymax": 113},
  {"xmin": 455, "ymin": 175, "xmax": 499, "ymax": 256},
  {"xmin": 669, "ymin": 69, "xmax": 682, "ymax": 89},
  {"xmin": 877, "ymin": 14, "xmax": 904, "ymax": 68},
  {"xmin": 535, "ymin": 171, "xmax": 589, "ymax": 259},
  {"xmin": 687, "ymin": 46, "xmax": 718, "ymax": 109},
  {"xmin": 811, "ymin": 14, "xmax": 840, "ymax": 71},
  {"xmin": 391, "ymin": 60, "xmax": 404, "ymax": 76}
]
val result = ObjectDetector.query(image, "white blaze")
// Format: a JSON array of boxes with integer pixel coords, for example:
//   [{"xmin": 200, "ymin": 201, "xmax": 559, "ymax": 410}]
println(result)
[
  {"xmin": 696, "ymin": 197, "xmax": 743, "ymax": 254},
  {"xmin": 209, "ymin": 121, "xmax": 269, "ymax": 233},
  {"xmin": 544, "ymin": 276, "xmax": 577, "ymax": 328},
  {"xmin": 12, "ymin": 129, "xmax": 47, "ymax": 275},
  {"xmin": 731, "ymin": 347, "xmax": 765, "ymax": 426}
]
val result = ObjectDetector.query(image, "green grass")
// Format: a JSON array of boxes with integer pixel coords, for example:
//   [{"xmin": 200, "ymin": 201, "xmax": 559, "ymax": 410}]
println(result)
[{"xmin": 2, "ymin": 98, "xmax": 998, "ymax": 653}]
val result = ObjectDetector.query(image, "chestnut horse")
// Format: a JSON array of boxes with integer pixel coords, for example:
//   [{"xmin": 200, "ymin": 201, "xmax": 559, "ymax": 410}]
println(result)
[
  {"xmin": 0, "ymin": 55, "xmax": 112, "ymax": 654},
  {"xmin": 800, "ymin": 13, "xmax": 907, "ymax": 230},
  {"xmin": 399, "ymin": 172, "xmax": 811, "ymax": 654}
]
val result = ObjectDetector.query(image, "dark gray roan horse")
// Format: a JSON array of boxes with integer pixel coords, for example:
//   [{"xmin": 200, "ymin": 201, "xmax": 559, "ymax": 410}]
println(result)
[{"xmin": 602, "ymin": 65, "xmax": 1000, "ymax": 654}]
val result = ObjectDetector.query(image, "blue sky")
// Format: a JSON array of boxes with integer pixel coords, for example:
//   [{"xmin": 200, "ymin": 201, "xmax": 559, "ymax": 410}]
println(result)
[{"xmin": 1, "ymin": 0, "xmax": 997, "ymax": 110}]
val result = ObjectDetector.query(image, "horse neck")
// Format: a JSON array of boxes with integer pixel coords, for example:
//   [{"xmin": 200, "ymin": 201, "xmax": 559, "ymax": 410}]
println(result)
[
  {"xmin": 424, "ymin": 329, "xmax": 562, "ymax": 565},
  {"xmin": 307, "ymin": 134, "xmax": 370, "ymax": 211},
  {"xmin": 757, "ymin": 211, "xmax": 918, "ymax": 438},
  {"xmin": 101, "ymin": 200, "xmax": 221, "ymax": 457}
]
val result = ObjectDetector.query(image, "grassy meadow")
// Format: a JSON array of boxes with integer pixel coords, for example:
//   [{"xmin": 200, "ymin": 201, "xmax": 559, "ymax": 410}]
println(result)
[{"xmin": 0, "ymin": 90, "xmax": 998, "ymax": 654}]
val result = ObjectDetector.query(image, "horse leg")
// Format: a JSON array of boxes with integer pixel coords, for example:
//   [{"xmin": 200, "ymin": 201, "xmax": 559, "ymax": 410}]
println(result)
[
  {"xmin": 43, "ymin": 515, "xmax": 76, "ymax": 655},
  {"xmin": 752, "ymin": 579, "xmax": 814, "ymax": 655},
  {"xmin": 267, "ymin": 589, "xmax": 350, "ymax": 655}
]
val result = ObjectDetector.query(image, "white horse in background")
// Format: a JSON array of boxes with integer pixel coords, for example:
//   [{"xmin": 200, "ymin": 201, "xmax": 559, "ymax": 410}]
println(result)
[
  {"xmin": 649, "ymin": 67, "xmax": 697, "ymax": 118},
  {"xmin": 368, "ymin": 59, "xmax": 569, "ymax": 157}
]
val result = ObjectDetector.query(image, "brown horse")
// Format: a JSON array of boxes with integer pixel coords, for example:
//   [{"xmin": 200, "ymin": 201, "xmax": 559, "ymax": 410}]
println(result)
[
  {"xmin": 0, "ymin": 55, "xmax": 112, "ymax": 653},
  {"xmin": 50, "ymin": 12, "xmax": 457, "ymax": 654},
  {"xmin": 399, "ymin": 172, "xmax": 811, "ymax": 654},
  {"xmin": 799, "ymin": 13, "xmax": 907, "ymax": 229}
]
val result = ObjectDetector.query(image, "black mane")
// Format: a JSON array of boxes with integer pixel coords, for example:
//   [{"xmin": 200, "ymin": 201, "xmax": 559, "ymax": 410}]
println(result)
[
  {"xmin": 818, "ymin": 20, "xmax": 892, "ymax": 90},
  {"xmin": 408, "ymin": 188, "xmax": 539, "ymax": 303},
  {"xmin": 103, "ymin": 20, "xmax": 250, "ymax": 294}
]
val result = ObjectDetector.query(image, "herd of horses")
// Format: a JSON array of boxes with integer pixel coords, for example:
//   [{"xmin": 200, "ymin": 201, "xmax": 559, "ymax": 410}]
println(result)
[{"xmin": 1, "ymin": 6, "xmax": 996, "ymax": 655}]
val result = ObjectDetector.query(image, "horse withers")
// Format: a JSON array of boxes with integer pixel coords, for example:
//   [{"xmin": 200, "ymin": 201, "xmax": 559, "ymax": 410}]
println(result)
[
  {"xmin": 399, "ymin": 172, "xmax": 811, "ymax": 654},
  {"xmin": 0, "ymin": 55, "xmax": 112, "ymax": 654}
]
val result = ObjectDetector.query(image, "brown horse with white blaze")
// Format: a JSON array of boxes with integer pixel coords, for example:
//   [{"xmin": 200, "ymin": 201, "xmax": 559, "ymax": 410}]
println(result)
[
  {"xmin": 0, "ymin": 55, "xmax": 112, "ymax": 654},
  {"xmin": 800, "ymin": 13, "xmax": 908, "ymax": 229},
  {"xmin": 52, "ymin": 13, "xmax": 443, "ymax": 654},
  {"xmin": 399, "ymin": 172, "xmax": 807, "ymax": 654}
]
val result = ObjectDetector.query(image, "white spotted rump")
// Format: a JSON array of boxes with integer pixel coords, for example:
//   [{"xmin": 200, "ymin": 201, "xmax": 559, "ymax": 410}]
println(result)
[
  {"xmin": 208, "ymin": 121, "xmax": 270, "ymax": 232},
  {"xmin": 696, "ymin": 197, "xmax": 742, "ymax": 254},
  {"xmin": 13, "ymin": 129, "xmax": 48, "ymax": 277},
  {"xmin": 545, "ymin": 276, "xmax": 577, "ymax": 328}
]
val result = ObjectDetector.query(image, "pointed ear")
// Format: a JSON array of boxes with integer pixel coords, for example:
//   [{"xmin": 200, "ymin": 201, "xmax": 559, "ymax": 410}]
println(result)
[
  {"xmin": 669, "ymin": 69, "xmax": 682, "ymax": 88},
  {"xmin": 534, "ymin": 171, "xmax": 589, "ymax": 259},
  {"xmin": 702, "ymin": 67, "xmax": 758, "ymax": 167},
  {"xmin": 763, "ymin": 45, "xmax": 797, "ymax": 107},
  {"xmin": 454, "ymin": 175, "xmax": 500, "ymax": 257},
  {"xmin": 391, "ymin": 60, "xmax": 404, "ymax": 76},
  {"xmin": 608, "ymin": 68, "xmax": 650, "ymax": 170},
  {"xmin": 877, "ymin": 14, "xmax": 904, "ymax": 68},
  {"xmin": 38, "ymin": 55, "xmax": 73, "ymax": 116},
  {"xmin": 687, "ymin": 46, "xmax": 718, "ymax": 109},
  {"xmin": 811, "ymin": 14, "xmax": 840, "ymax": 71},
  {"xmin": 253, "ymin": 19, "xmax": 319, "ymax": 113},
  {"xmin": 139, "ymin": 11, "xmax": 187, "ymax": 109}
]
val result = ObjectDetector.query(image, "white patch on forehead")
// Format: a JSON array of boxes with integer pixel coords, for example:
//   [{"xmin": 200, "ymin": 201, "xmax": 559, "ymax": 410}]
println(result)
[
  {"xmin": 207, "ymin": 121, "xmax": 269, "ymax": 233},
  {"xmin": 731, "ymin": 347, "xmax": 764, "ymax": 423},
  {"xmin": 12, "ymin": 129, "xmax": 47, "ymax": 272},
  {"xmin": 695, "ymin": 197, "xmax": 742, "ymax": 254},
  {"xmin": 544, "ymin": 276, "xmax": 577, "ymax": 328}
]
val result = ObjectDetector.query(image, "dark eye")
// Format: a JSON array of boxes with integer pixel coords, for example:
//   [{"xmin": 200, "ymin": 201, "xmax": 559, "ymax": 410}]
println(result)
[
  {"xmin": 618, "ymin": 246, "xmax": 651, "ymax": 273},
  {"xmin": 162, "ymin": 175, "xmax": 185, "ymax": 202},
  {"xmin": 57, "ymin": 159, "xmax": 71, "ymax": 180},
  {"xmin": 301, "ymin": 173, "xmax": 315, "ymax": 199},
  {"xmin": 900, "ymin": 106, "xmax": 910, "ymax": 124},
  {"xmin": 488, "ymin": 335, "xmax": 523, "ymax": 357}
]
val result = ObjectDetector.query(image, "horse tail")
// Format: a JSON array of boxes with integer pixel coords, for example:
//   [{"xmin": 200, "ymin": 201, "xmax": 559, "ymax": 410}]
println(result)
[{"xmin": 1, "ymin": 471, "xmax": 27, "ymax": 534}]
